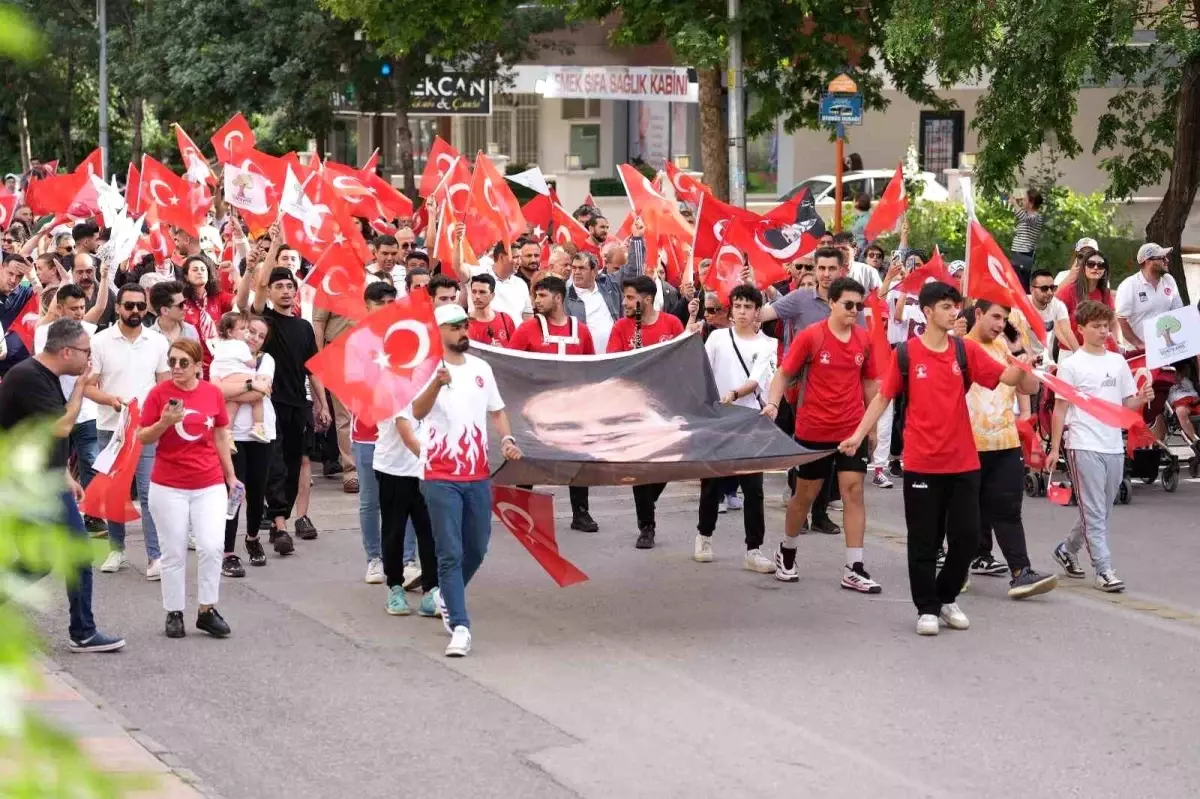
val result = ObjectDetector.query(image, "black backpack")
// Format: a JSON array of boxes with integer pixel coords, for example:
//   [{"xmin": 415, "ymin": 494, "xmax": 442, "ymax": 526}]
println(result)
[{"xmin": 895, "ymin": 337, "xmax": 971, "ymax": 395}]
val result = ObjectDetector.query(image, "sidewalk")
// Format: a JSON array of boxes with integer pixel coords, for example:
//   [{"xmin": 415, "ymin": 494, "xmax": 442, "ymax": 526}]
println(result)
[{"xmin": 22, "ymin": 658, "xmax": 216, "ymax": 799}]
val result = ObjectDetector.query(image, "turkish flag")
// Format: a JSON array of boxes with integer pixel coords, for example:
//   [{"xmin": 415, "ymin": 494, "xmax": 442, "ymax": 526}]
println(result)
[
  {"xmin": 865, "ymin": 291, "xmax": 891, "ymax": 360},
  {"xmin": 42, "ymin": 159, "xmax": 59, "ymax": 176},
  {"xmin": 896, "ymin": 247, "xmax": 955, "ymax": 294},
  {"xmin": 125, "ymin": 162, "xmax": 141, "ymax": 216},
  {"xmin": 703, "ymin": 227, "xmax": 747, "ymax": 305},
  {"xmin": 210, "ymin": 113, "xmax": 255, "ymax": 164},
  {"xmin": 471, "ymin": 152, "xmax": 525, "ymax": 248},
  {"xmin": 617, "ymin": 163, "xmax": 693, "ymax": 241},
  {"xmin": 550, "ymin": 202, "xmax": 598, "ymax": 253},
  {"xmin": 136, "ymin": 206, "xmax": 173, "ymax": 266},
  {"xmin": 24, "ymin": 170, "xmax": 89, "ymax": 217},
  {"xmin": 360, "ymin": 169, "xmax": 414, "ymax": 221},
  {"xmin": 75, "ymin": 148, "xmax": 104, "ymax": 180},
  {"xmin": 279, "ymin": 167, "xmax": 340, "ymax": 264},
  {"xmin": 491, "ymin": 486, "xmax": 588, "ymax": 587},
  {"xmin": 1011, "ymin": 358, "xmax": 1144, "ymax": 430},
  {"xmin": 724, "ymin": 217, "xmax": 800, "ymax": 288},
  {"xmin": 1016, "ymin": 416, "xmax": 1047, "ymax": 471},
  {"xmin": 411, "ymin": 202, "xmax": 428, "ymax": 238},
  {"xmin": 175, "ymin": 124, "xmax": 214, "ymax": 185},
  {"xmin": 863, "ymin": 163, "xmax": 908, "ymax": 243},
  {"xmin": 0, "ymin": 191, "xmax": 16, "ymax": 231},
  {"xmin": 967, "ymin": 221, "xmax": 1046, "ymax": 345},
  {"xmin": 428, "ymin": 156, "xmax": 472, "ymax": 219},
  {"xmin": 615, "ymin": 211, "xmax": 634, "ymax": 241},
  {"xmin": 430, "ymin": 203, "xmax": 479, "ymax": 268},
  {"xmin": 140, "ymin": 155, "xmax": 203, "ymax": 236},
  {"xmin": 230, "ymin": 148, "xmax": 289, "ymax": 234},
  {"xmin": 307, "ymin": 239, "xmax": 368, "ymax": 322},
  {"xmin": 305, "ymin": 291, "xmax": 443, "ymax": 426},
  {"xmin": 361, "ymin": 147, "xmax": 380, "ymax": 174},
  {"xmin": 419, "ymin": 136, "xmax": 461, "ymax": 198},
  {"xmin": 661, "ymin": 234, "xmax": 689, "ymax": 287},
  {"xmin": 522, "ymin": 193, "xmax": 552, "ymax": 242},
  {"xmin": 691, "ymin": 193, "xmax": 758, "ymax": 262},
  {"xmin": 11, "ymin": 292, "xmax": 40, "ymax": 354},
  {"xmin": 324, "ymin": 161, "xmax": 389, "ymax": 221},
  {"xmin": 664, "ymin": 161, "xmax": 710, "ymax": 205},
  {"xmin": 80, "ymin": 400, "xmax": 144, "ymax": 523},
  {"xmin": 369, "ymin": 218, "xmax": 398, "ymax": 237}
]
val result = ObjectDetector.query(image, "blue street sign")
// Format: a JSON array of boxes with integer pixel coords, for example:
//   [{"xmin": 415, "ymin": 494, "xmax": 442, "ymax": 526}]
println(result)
[{"xmin": 819, "ymin": 93, "xmax": 863, "ymax": 125}]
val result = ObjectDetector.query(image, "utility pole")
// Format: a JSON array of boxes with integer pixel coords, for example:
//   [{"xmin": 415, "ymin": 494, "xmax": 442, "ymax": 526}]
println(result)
[
  {"xmin": 726, "ymin": 0, "xmax": 745, "ymax": 207},
  {"xmin": 97, "ymin": 0, "xmax": 109, "ymax": 179}
]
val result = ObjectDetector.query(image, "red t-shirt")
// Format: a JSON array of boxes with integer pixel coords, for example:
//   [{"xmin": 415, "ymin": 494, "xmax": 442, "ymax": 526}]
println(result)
[
  {"xmin": 783, "ymin": 322, "xmax": 880, "ymax": 442},
  {"xmin": 467, "ymin": 312, "xmax": 517, "ymax": 347},
  {"xmin": 879, "ymin": 337, "xmax": 1006, "ymax": 474},
  {"xmin": 509, "ymin": 317, "xmax": 596, "ymax": 355},
  {"xmin": 606, "ymin": 313, "xmax": 685, "ymax": 353},
  {"xmin": 351, "ymin": 415, "xmax": 378, "ymax": 444},
  {"xmin": 141, "ymin": 379, "xmax": 230, "ymax": 489}
]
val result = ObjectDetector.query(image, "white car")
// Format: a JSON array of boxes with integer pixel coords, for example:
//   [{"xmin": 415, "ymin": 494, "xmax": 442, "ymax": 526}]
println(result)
[{"xmin": 779, "ymin": 170, "xmax": 949, "ymax": 204}]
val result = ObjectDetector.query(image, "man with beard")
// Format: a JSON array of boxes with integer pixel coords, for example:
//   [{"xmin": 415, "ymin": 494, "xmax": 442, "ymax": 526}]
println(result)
[
  {"xmin": 71, "ymin": 252, "xmax": 115, "ymax": 330},
  {"xmin": 406, "ymin": 303, "xmax": 523, "ymax": 657},
  {"xmin": 508, "ymin": 275, "xmax": 599, "ymax": 533},
  {"xmin": 86, "ymin": 284, "xmax": 170, "ymax": 577},
  {"xmin": 72, "ymin": 222, "xmax": 101, "ymax": 255},
  {"xmin": 608, "ymin": 275, "xmax": 685, "ymax": 549},
  {"xmin": 517, "ymin": 238, "xmax": 541, "ymax": 285},
  {"xmin": 466, "ymin": 274, "xmax": 517, "ymax": 347},
  {"xmin": 1115, "ymin": 243, "xmax": 1182, "ymax": 436},
  {"xmin": 586, "ymin": 216, "xmax": 611, "ymax": 250},
  {"xmin": 565, "ymin": 251, "xmax": 623, "ymax": 353}
]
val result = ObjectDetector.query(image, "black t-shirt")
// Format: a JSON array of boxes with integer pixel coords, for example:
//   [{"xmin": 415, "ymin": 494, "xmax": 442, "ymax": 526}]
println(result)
[
  {"xmin": 0, "ymin": 358, "xmax": 69, "ymax": 468},
  {"xmin": 261, "ymin": 307, "xmax": 318, "ymax": 408}
]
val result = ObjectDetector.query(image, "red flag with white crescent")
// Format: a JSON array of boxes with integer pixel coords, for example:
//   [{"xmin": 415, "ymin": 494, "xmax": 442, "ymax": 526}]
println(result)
[
  {"xmin": 522, "ymin": 193, "xmax": 552, "ymax": 243},
  {"xmin": 703, "ymin": 227, "xmax": 747, "ymax": 305},
  {"xmin": 665, "ymin": 161, "xmax": 710, "ymax": 205},
  {"xmin": 1010, "ymin": 358, "xmax": 1144, "ymax": 430},
  {"xmin": 863, "ymin": 162, "xmax": 908, "ymax": 243},
  {"xmin": 80, "ymin": 400, "xmax": 144, "ymax": 523},
  {"xmin": 967, "ymin": 221, "xmax": 1046, "ymax": 345},
  {"xmin": 471, "ymin": 152, "xmax": 526, "ymax": 248},
  {"xmin": 210, "ymin": 113, "xmax": 255, "ymax": 164},
  {"xmin": 550, "ymin": 202, "xmax": 598, "ymax": 254},
  {"xmin": 691, "ymin": 192, "xmax": 758, "ymax": 262},
  {"xmin": 175, "ymin": 124, "xmax": 215, "ymax": 185},
  {"xmin": 419, "ymin": 136, "xmax": 461, "ymax": 199},
  {"xmin": 0, "ymin": 191, "xmax": 16, "ymax": 231},
  {"xmin": 11, "ymin": 292, "xmax": 41, "ymax": 354},
  {"xmin": 491, "ymin": 486, "xmax": 588, "ymax": 587},
  {"xmin": 306, "ymin": 239, "xmax": 369, "ymax": 322},
  {"xmin": 140, "ymin": 154, "xmax": 204, "ymax": 236}
]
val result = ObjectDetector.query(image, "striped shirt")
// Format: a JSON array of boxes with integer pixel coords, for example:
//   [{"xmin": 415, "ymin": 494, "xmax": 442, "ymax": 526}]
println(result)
[{"xmin": 1010, "ymin": 209, "xmax": 1043, "ymax": 254}]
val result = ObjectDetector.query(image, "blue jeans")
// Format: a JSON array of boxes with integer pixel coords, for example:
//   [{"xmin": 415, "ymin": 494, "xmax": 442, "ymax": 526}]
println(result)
[
  {"xmin": 422, "ymin": 479, "xmax": 492, "ymax": 630},
  {"xmin": 354, "ymin": 442, "xmax": 415, "ymax": 563},
  {"xmin": 60, "ymin": 492, "xmax": 96, "ymax": 642},
  {"xmin": 97, "ymin": 429, "xmax": 160, "ymax": 560},
  {"xmin": 69, "ymin": 419, "xmax": 99, "ymax": 488}
]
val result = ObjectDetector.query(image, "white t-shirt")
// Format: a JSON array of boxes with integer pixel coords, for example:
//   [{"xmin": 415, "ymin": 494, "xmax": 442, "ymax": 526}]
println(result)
[
  {"xmin": 1057, "ymin": 348, "xmax": 1136, "ymax": 454},
  {"xmin": 211, "ymin": 351, "xmax": 276, "ymax": 442},
  {"xmin": 574, "ymin": 284, "xmax": 614, "ymax": 353},
  {"xmin": 1115, "ymin": 271, "xmax": 1183, "ymax": 343},
  {"xmin": 209, "ymin": 337, "xmax": 254, "ymax": 377},
  {"xmin": 885, "ymin": 288, "xmax": 926, "ymax": 345},
  {"xmin": 421, "ymin": 354, "xmax": 504, "ymax": 482},
  {"xmin": 849, "ymin": 261, "xmax": 882, "ymax": 293},
  {"xmin": 469, "ymin": 264, "xmax": 531, "ymax": 323},
  {"xmin": 1032, "ymin": 296, "xmax": 1069, "ymax": 360},
  {"xmin": 705, "ymin": 328, "xmax": 777, "ymax": 410},
  {"xmin": 374, "ymin": 409, "xmax": 423, "ymax": 478},
  {"xmin": 35, "ymin": 320, "xmax": 98, "ymax": 424},
  {"xmin": 1167, "ymin": 375, "xmax": 1197, "ymax": 407},
  {"xmin": 89, "ymin": 325, "xmax": 171, "ymax": 431}
]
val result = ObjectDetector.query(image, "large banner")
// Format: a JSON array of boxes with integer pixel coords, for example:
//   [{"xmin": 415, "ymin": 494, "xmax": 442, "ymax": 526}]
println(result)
[{"xmin": 475, "ymin": 333, "xmax": 822, "ymax": 486}]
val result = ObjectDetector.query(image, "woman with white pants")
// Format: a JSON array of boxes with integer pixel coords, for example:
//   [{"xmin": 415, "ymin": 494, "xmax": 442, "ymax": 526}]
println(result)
[{"xmin": 137, "ymin": 339, "xmax": 241, "ymax": 639}]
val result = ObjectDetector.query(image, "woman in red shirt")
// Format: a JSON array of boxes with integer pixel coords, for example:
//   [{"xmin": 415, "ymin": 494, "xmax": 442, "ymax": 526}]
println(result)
[
  {"xmin": 138, "ymin": 339, "xmax": 240, "ymax": 640},
  {"xmin": 1055, "ymin": 248, "xmax": 1115, "ymax": 351},
  {"xmin": 181, "ymin": 256, "xmax": 235, "ymax": 373}
]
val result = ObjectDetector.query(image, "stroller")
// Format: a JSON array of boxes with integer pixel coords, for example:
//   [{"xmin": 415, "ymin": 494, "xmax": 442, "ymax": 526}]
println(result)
[{"xmin": 1124, "ymin": 358, "xmax": 1184, "ymax": 494}]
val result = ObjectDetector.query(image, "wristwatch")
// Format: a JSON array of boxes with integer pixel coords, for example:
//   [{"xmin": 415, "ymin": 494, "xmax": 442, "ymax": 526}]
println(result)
[{"xmin": 245, "ymin": 378, "xmax": 254, "ymax": 392}]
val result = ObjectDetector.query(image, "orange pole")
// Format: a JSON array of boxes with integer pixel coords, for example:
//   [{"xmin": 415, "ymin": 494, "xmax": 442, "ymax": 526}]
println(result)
[{"xmin": 834, "ymin": 125, "xmax": 844, "ymax": 233}]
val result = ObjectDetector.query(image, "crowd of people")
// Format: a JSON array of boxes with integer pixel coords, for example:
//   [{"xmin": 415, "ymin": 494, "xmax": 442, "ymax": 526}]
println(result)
[{"xmin": 0, "ymin": 157, "xmax": 1191, "ymax": 657}]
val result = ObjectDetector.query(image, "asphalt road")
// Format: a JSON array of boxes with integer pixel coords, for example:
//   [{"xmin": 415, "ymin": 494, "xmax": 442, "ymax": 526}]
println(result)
[{"xmin": 32, "ymin": 467, "xmax": 1200, "ymax": 799}]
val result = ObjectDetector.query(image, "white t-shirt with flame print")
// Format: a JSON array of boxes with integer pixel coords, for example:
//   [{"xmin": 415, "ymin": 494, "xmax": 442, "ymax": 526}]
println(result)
[{"xmin": 422, "ymin": 353, "xmax": 505, "ymax": 482}]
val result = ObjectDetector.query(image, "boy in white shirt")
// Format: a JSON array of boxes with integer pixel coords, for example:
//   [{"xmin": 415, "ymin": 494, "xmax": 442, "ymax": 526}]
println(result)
[
  {"xmin": 1048, "ymin": 301, "xmax": 1153, "ymax": 593},
  {"xmin": 694, "ymin": 284, "xmax": 777, "ymax": 573}
]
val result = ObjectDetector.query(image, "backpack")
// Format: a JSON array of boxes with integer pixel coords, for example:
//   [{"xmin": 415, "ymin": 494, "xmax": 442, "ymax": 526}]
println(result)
[{"xmin": 895, "ymin": 336, "xmax": 970, "ymax": 395}]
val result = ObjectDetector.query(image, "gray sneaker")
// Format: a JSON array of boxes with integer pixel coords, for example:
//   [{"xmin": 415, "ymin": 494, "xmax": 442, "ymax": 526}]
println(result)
[{"xmin": 1008, "ymin": 568, "xmax": 1058, "ymax": 600}]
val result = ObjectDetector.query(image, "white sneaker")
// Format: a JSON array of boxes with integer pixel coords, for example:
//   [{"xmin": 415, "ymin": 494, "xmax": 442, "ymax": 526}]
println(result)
[
  {"xmin": 364, "ymin": 558, "xmax": 385, "ymax": 584},
  {"xmin": 744, "ymin": 548, "xmax": 775, "ymax": 573},
  {"xmin": 871, "ymin": 469, "xmax": 894, "ymax": 489},
  {"xmin": 693, "ymin": 535, "xmax": 713, "ymax": 563},
  {"xmin": 1095, "ymin": 569, "xmax": 1126, "ymax": 593},
  {"xmin": 916, "ymin": 614, "xmax": 940, "ymax": 636},
  {"xmin": 402, "ymin": 561, "xmax": 422, "ymax": 591},
  {"xmin": 145, "ymin": 558, "xmax": 162, "ymax": 581},
  {"xmin": 187, "ymin": 535, "xmax": 197, "ymax": 551},
  {"xmin": 99, "ymin": 550, "xmax": 126, "ymax": 573},
  {"xmin": 725, "ymin": 494, "xmax": 743, "ymax": 510},
  {"xmin": 939, "ymin": 602, "xmax": 970, "ymax": 630},
  {"xmin": 718, "ymin": 499, "xmax": 728, "ymax": 514},
  {"xmin": 829, "ymin": 500, "xmax": 843, "ymax": 512},
  {"xmin": 445, "ymin": 625, "xmax": 472, "ymax": 657},
  {"xmin": 434, "ymin": 590, "xmax": 452, "ymax": 635}
]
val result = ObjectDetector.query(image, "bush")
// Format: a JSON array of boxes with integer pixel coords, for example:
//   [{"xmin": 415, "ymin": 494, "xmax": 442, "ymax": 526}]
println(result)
[
  {"xmin": 871, "ymin": 188, "xmax": 1141, "ymax": 282},
  {"xmin": 588, "ymin": 178, "xmax": 627, "ymax": 197}
]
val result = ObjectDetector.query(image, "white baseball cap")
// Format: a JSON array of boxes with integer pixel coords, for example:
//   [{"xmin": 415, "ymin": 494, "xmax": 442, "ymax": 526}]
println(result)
[
  {"xmin": 434, "ymin": 303, "xmax": 468, "ymax": 326},
  {"xmin": 1074, "ymin": 237, "xmax": 1099, "ymax": 252},
  {"xmin": 1136, "ymin": 242, "xmax": 1173, "ymax": 263}
]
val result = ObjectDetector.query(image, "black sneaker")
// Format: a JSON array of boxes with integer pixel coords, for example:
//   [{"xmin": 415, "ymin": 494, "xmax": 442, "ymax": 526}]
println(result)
[
  {"xmin": 245, "ymin": 536, "xmax": 267, "ymax": 566},
  {"xmin": 970, "ymin": 553, "xmax": 1009, "ymax": 576},
  {"xmin": 259, "ymin": 516, "xmax": 272, "ymax": 531},
  {"xmin": 635, "ymin": 524, "xmax": 655, "ymax": 549},
  {"xmin": 935, "ymin": 547, "xmax": 947, "ymax": 568},
  {"xmin": 165, "ymin": 611, "xmax": 185, "ymax": 639},
  {"xmin": 294, "ymin": 516, "xmax": 318, "ymax": 540},
  {"xmin": 570, "ymin": 511, "xmax": 599, "ymax": 533},
  {"xmin": 84, "ymin": 515, "xmax": 108, "ymax": 535},
  {"xmin": 222, "ymin": 554, "xmax": 246, "ymax": 578},
  {"xmin": 810, "ymin": 515, "xmax": 841, "ymax": 536},
  {"xmin": 196, "ymin": 607, "xmax": 231, "ymax": 638},
  {"xmin": 270, "ymin": 529, "xmax": 295, "ymax": 556},
  {"xmin": 1008, "ymin": 568, "xmax": 1059, "ymax": 600},
  {"xmin": 889, "ymin": 459, "xmax": 904, "ymax": 477}
]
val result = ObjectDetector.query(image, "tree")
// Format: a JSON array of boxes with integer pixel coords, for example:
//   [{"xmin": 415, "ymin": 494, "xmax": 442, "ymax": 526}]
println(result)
[
  {"xmin": 885, "ymin": 0, "xmax": 1200, "ymax": 301},
  {"xmin": 1156, "ymin": 314, "xmax": 1182, "ymax": 346},
  {"xmin": 320, "ymin": 0, "xmax": 565, "ymax": 194},
  {"xmin": 561, "ymin": 0, "xmax": 940, "ymax": 202}
]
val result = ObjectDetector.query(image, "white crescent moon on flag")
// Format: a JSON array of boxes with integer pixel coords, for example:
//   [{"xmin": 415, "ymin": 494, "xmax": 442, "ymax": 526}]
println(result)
[
  {"xmin": 0, "ymin": 205, "xmax": 7, "ymax": 226},
  {"xmin": 713, "ymin": 219, "xmax": 728, "ymax": 241},
  {"xmin": 148, "ymin": 179, "xmax": 174, "ymax": 206},
  {"xmin": 435, "ymin": 153, "xmax": 456, "ymax": 175},
  {"xmin": 483, "ymin": 178, "xmax": 502, "ymax": 214},
  {"xmin": 304, "ymin": 204, "xmax": 331, "ymax": 243},
  {"xmin": 383, "ymin": 320, "xmax": 431, "ymax": 370},
  {"xmin": 447, "ymin": 182, "xmax": 469, "ymax": 208},
  {"xmin": 173, "ymin": 408, "xmax": 202, "ymax": 442},
  {"xmin": 754, "ymin": 226, "xmax": 806, "ymax": 260},
  {"xmin": 224, "ymin": 130, "xmax": 244, "ymax": 153},
  {"xmin": 986, "ymin": 255, "xmax": 1008, "ymax": 288},
  {"xmin": 332, "ymin": 175, "xmax": 364, "ymax": 204},
  {"xmin": 715, "ymin": 243, "xmax": 742, "ymax": 268},
  {"xmin": 320, "ymin": 268, "xmax": 345, "ymax": 296},
  {"xmin": 495, "ymin": 502, "xmax": 536, "ymax": 538}
]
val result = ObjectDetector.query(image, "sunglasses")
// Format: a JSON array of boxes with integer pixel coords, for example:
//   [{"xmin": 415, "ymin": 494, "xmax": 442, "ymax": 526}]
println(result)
[
  {"xmin": 399, "ymin": 242, "xmax": 413, "ymax": 250},
  {"xmin": 169, "ymin": 300, "xmax": 186, "ymax": 309},
  {"xmin": 836, "ymin": 300, "xmax": 865, "ymax": 312},
  {"xmin": 168, "ymin": 357, "xmax": 193, "ymax": 368},
  {"xmin": 704, "ymin": 306, "xmax": 722, "ymax": 315},
  {"xmin": 1033, "ymin": 284, "xmax": 1056, "ymax": 292},
  {"xmin": 1085, "ymin": 260, "xmax": 1107, "ymax": 269},
  {"xmin": 866, "ymin": 252, "xmax": 883, "ymax": 259},
  {"xmin": 122, "ymin": 302, "xmax": 148, "ymax": 311}
]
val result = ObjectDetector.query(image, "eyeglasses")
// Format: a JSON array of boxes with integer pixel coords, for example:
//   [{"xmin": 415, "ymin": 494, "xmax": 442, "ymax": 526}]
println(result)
[
  {"xmin": 836, "ymin": 300, "xmax": 865, "ymax": 312},
  {"xmin": 1085, "ymin": 260, "xmax": 1107, "ymax": 269},
  {"xmin": 169, "ymin": 300, "xmax": 186, "ymax": 309},
  {"xmin": 399, "ymin": 242, "xmax": 413, "ymax": 250},
  {"xmin": 122, "ymin": 302, "xmax": 148, "ymax": 311},
  {"xmin": 67, "ymin": 344, "xmax": 91, "ymax": 356},
  {"xmin": 704, "ymin": 307, "xmax": 722, "ymax": 315},
  {"xmin": 1033, "ymin": 284, "xmax": 1056, "ymax": 292},
  {"xmin": 865, "ymin": 252, "xmax": 883, "ymax": 259},
  {"xmin": 168, "ymin": 357, "xmax": 192, "ymax": 368}
]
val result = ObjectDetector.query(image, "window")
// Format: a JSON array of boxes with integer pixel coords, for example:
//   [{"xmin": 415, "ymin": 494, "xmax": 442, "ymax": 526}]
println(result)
[
  {"xmin": 562, "ymin": 98, "xmax": 602, "ymax": 119},
  {"xmin": 569, "ymin": 124, "xmax": 600, "ymax": 170},
  {"xmin": 781, "ymin": 178, "xmax": 831, "ymax": 202},
  {"xmin": 456, "ymin": 93, "xmax": 539, "ymax": 166},
  {"xmin": 918, "ymin": 110, "xmax": 965, "ymax": 185},
  {"xmin": 842, "ymin": 178, "xmax": 868, "ymax": 200}
]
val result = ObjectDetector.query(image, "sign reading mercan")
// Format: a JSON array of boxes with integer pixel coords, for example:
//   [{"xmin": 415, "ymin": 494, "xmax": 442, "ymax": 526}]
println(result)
[{"xmin": 411, "ymin": 74, "xmax": 492, "ymax": 116}]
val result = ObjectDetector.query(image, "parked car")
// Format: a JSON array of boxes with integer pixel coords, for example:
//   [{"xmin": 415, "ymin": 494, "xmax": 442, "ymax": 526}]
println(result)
[{"xmin": 779, "ymin": 170, "xmax": 950, "ymax": 204}]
